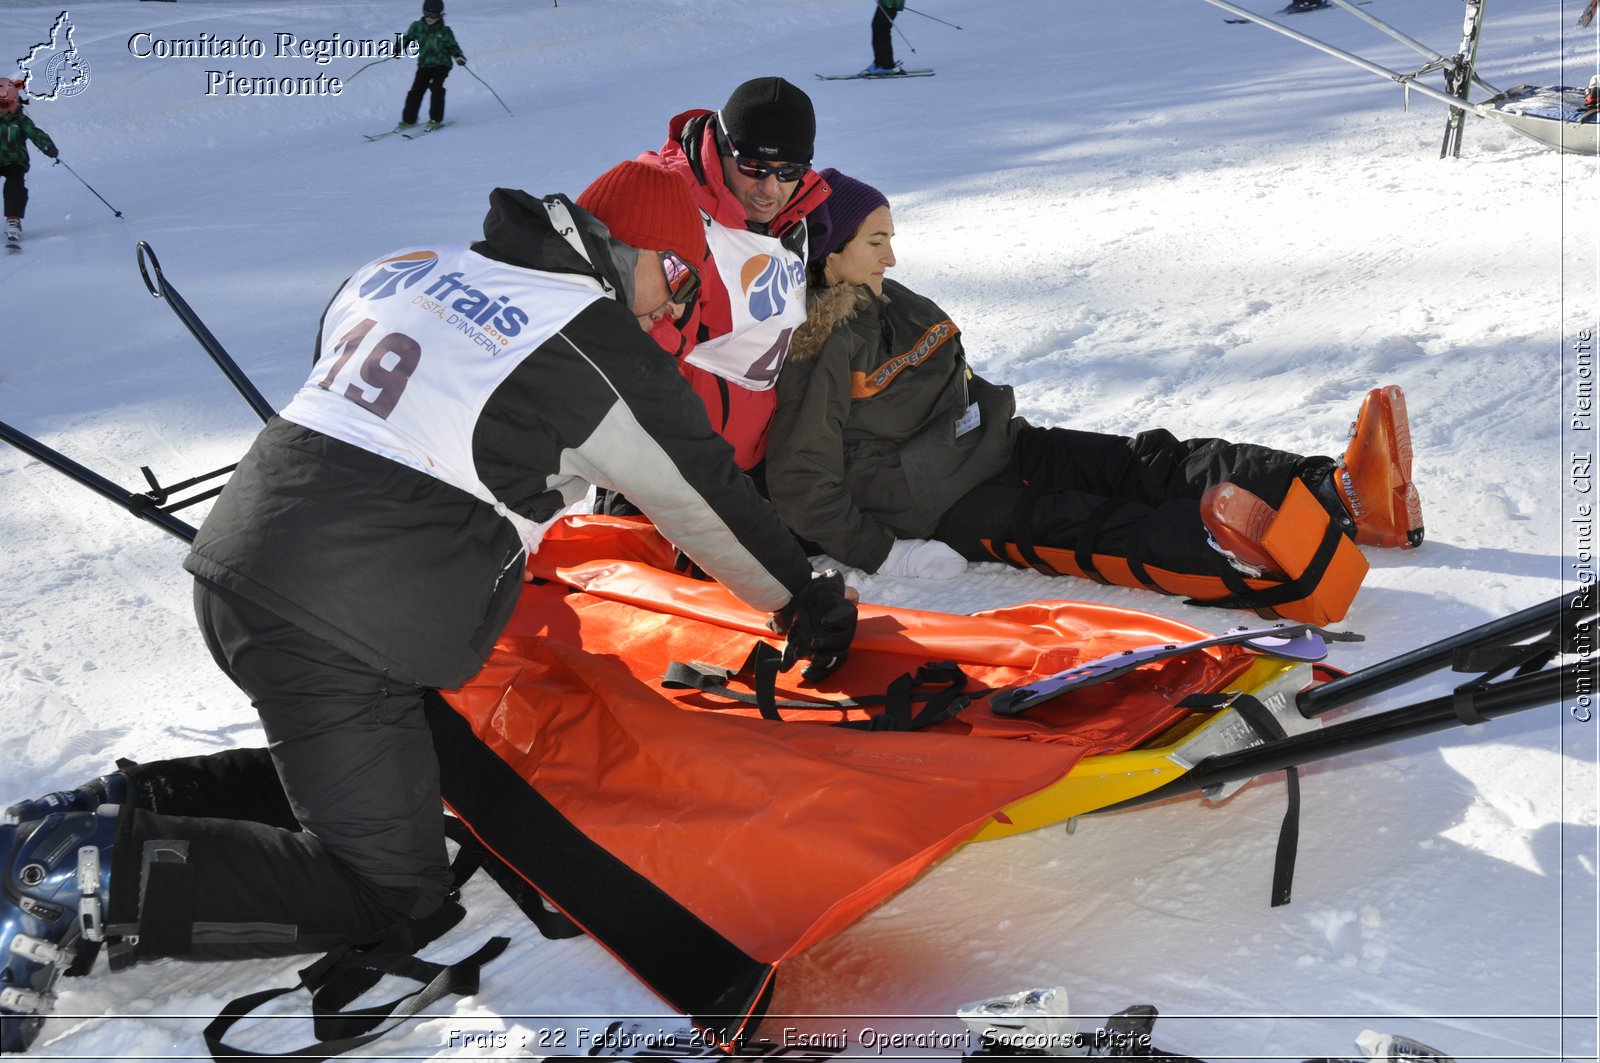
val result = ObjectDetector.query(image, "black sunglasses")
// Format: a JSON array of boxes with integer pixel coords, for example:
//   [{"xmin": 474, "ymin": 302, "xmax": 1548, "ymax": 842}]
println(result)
[{"xmin": 715, "ymin": 115, "xmax": 810, "ymax": 183}]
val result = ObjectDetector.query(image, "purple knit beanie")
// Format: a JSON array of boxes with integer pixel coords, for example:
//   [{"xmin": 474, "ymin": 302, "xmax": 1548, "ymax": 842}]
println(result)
[{"xmin": 806, "ymin": 168, "xmax": 890, "ymax": 266}]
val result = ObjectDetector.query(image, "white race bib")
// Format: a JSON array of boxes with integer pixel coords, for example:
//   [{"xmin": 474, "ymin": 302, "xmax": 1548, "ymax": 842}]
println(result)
[
  {"xmin": 281, "ymin": 244, "xmax": 607, "ymax": 508},
  {"xmin": 682, "ymin": 219, "xmax": 808, "ymax": 391}
]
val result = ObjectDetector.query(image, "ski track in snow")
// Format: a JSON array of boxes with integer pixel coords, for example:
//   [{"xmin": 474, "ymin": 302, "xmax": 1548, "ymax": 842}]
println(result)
[{"xmin": 1, "ymin": 0, "xmax": 1594, "ymax": 1059}]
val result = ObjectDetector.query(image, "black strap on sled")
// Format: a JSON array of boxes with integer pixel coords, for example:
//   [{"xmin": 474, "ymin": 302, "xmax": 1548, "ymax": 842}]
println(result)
[
  {"xmin": 662, "ymin": 642, "xmax": 981, "ymax": 732},
  {"xmin": 1447, "ymin": 638, "xmax": 1562, "ymax": 725},
  {"xmin": 204, "ymin": 849, "xmax": 509, "ymax": 1062},
  {"xmin": 444, "ymin": 816, "xmax": 584, "ymax": 940},
  {"xmin": 1185, "ymin": 517, "xmax": 1345, "ymax": 617},
  {"xmin": 1181, "ymin": 692, "xmax": 1300, "ymax": 908}
]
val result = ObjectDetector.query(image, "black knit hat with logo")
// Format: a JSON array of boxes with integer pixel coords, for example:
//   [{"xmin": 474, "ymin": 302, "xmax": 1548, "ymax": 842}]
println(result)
[{"xmin": 718, "ymin": 77, "xmax": 815, "ymax": 163}]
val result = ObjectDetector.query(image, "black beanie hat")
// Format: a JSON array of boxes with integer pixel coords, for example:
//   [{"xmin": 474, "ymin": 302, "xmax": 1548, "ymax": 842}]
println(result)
[
  {"xmin": 806, "ymin": 168, "xmax": 889, "ymax": 266},
  {"xmin": 718, "ymin": 77, "xmax": 816, "ymax": 163},
  {"xmin": 422, "ymin": 0, "xmax": 443, "ymax": 14}
]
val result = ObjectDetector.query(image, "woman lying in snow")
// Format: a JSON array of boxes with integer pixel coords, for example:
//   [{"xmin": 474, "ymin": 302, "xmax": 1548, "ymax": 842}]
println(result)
[{"xmin": 764, "ymin": 169, "xmax": 1423, "ymax": 622}]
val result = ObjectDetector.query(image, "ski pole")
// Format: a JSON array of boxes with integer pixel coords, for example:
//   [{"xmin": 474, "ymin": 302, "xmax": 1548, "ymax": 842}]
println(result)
[
  {"xmin": 344, "ymin": 55, "xmax": 396, "ymax": 83},
  {"xmin": 873, "ymin": 0, "xmax": 918, "ymax": 54},
  {"xmin": 902, "ymin": 6, "xmax": 963, "ymax": 30},
  {"xmin": 136, "ymin": 241, "xmax": 275, "ymax": 424},
  {"xmin": 460, "ymin": 63, "xmax": 514, "ymax": 116},
  {"xmin": 891, "ymin": 21, "xmax": 917, "ymax": 55},
  {"xmin": 52, "ymin": 158, "xmax": 122, "ymax": 218}
]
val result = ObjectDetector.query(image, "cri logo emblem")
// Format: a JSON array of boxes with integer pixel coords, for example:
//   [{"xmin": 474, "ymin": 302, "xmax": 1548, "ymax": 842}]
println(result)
[
  {"xmin": 359, "ymin": 251, "xmax": 438, "ymax": 300},
  {"xmin": 739, "ymin": 254, "xmax": 804, "ymax": 322}
]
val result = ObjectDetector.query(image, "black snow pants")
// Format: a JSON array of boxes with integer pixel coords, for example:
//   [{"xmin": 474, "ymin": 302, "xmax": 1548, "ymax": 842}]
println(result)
[
  {"xmin": 1, "ymin": 164, "xmax": 28, "ymax": 220},
  {"xmin": 871, "ymin": 5, "xmax": 899, "ymax": 68},
  {"xmin": 106, "ymin": 581, "xmax": 453, "ymax": 963},
  {"xmin": 402, "ymin": 65, "xmax": 451, "ymax": 124},
  {"xmin": 934, "ymin": 424, "xmax": 1330, "ymax": 578}
]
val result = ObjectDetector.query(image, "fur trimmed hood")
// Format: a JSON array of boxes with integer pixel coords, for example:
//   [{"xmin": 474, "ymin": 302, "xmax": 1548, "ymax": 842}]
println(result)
[{"xmin": 789, "ymin": 283, "xmax": 876, "ymax": 364}]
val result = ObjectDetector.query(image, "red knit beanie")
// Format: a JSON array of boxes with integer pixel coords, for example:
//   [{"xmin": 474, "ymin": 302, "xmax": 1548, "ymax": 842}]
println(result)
[{"xmin": 577, "ymin": 161, "xmax": 707, "ymax": 265}]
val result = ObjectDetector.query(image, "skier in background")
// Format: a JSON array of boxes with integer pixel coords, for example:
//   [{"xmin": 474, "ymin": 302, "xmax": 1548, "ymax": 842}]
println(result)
[
  {"xmin": 397, "ymin": 0, "xmax": 466, "ymax": 132},
  {"xmin": 0, "ymin": 78, "xmax": 59, "ymax": 243},
  {"xmin": 865, "ymin": 0, "xmax": 907, "ymax": 76}
]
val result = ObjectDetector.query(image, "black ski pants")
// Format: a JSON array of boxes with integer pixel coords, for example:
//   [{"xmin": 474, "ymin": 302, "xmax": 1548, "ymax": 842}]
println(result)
[
  {"xmin": 933, "ymin": 424, "xmax": 1326, "ymax": 577},
  {"xmin": 1, "ymin": 164, "xmax": 28, "ymax": 220},
  {"xmin": 871, "ymin": 5, "xmax": 899, "ymax": 68},
  {"xmin": 402, "ymin": 65, "xmax": 451, "ymax": 124},
  {"xmin": 109, "ymin": 582, "xmax": 452, "ymax": 962}
]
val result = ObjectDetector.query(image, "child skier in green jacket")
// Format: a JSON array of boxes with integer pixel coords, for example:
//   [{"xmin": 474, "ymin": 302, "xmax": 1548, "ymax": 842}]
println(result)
[
  {"xmin": 398, "ymin": 0, "xmax": 467, "ymax": 132},
  {"xmin": 0, "ymin": 79, "xmax": 59, "ymax": 243}
]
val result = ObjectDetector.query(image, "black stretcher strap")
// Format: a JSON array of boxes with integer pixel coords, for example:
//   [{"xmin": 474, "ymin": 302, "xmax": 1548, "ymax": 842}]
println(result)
[
  {"xmin": 424, "ymin": 690, "xmax": 772, "ymax": 1042},
  {"xmin": 1181, "ymin": 693, "xmax": 1300, "ymax": 908},
  {"xmin": 1448, "ymin": 641, "xmax": 1559, "ymax": 725},
  {"xmin": 444, "ymin": 816, "xmax": 584, "ymax": 940},
  {"xmin": 662, "ymin": 642, "xmax": 982, "ymax": 732}
]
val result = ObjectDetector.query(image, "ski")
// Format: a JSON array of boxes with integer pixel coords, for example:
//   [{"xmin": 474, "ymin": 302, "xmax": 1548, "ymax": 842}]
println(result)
[
  {"xmin": 1440, "ymin": 0, "xmax": 1485, "ymax": 158},
  {"xmin": 988, "ymin": 622, "xmax": 1363, "ymax": 717},
  {"xmin": 815, "ymin": 69, "xmax": 935, "ymax": 80},
  {"xmin": 402, "ymin": 120, "xmax": 451, "ymax": 139},
  {"xmin": 364, "ymin": 121, "xmax": 450, "ymax": 141}
]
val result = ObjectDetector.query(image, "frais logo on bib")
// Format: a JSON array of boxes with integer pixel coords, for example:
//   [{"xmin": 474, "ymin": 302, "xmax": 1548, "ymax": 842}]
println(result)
[
  {"xmin": 358, "ymin": 251, "xmax": 530, "ymax": 340},
  {"xmin": 737, "ymin": 254, "xmax": 805, "ymax": 322},
  {"xmin": 359, "ymin": 251, "xmax": 438, "ymax": 299}
]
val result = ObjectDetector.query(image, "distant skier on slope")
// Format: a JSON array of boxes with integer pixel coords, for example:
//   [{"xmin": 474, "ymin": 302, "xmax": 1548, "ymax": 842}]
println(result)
[
  {"xmin": 766, "ymin": 169, "xmax": 1423, "ymax": 622},
  {"xmin": 396, "ymin": 0, "xmax": 466, "ymax": 133},
  {"xmin": 865, "ymin": 0, "xmax": 908, "ymax": 76},
  {"xmin": 0, "ymin": 161, "xmax": 858, "ymax": 1056},
  {"xmin": 0, "ymin": 78, "xmax": 58, "ymax": 244}
]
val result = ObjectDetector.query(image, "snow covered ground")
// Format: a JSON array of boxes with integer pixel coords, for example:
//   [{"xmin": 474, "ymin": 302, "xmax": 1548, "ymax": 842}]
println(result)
[{"xmin": 0, "ymin": 0, "xmax": 1595, "ymax": 1058}]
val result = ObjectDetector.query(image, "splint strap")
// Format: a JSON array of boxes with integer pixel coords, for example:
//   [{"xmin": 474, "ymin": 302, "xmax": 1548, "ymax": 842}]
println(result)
[{"xmin": 987, "ymin": 480, "xmax": 1368, "ymax": 625}]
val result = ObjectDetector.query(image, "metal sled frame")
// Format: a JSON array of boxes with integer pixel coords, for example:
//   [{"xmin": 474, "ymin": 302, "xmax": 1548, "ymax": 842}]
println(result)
[{"xmin": 1204, "ymin": 0, "xmax": 1600, "ymax": 156}]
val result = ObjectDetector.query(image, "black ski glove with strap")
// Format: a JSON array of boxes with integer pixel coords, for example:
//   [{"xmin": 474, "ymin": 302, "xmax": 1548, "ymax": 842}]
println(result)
[{"xmin": 772, "ymin": 570, "xmax": 857, "ymax": 683}]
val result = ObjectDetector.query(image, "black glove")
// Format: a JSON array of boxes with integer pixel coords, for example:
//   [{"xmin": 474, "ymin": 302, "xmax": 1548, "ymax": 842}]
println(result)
[
  {"xmin": 44, "ymin": 146, "xmax": 58, "ymax": 159},
  {"xmin": 773, "ymin": 570, "xmax": 857, "ymax": 682},
  {"xmin": 455, "ymin": 56, "xmax": 467, "ymax": 66}
]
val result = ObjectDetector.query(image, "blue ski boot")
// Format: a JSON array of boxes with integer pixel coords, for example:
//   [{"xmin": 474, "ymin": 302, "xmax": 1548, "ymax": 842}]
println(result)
[
  {"xmin": 4, "ymin": 771, "xmax": 129, "ymax": 826},
  {"xmin": 0, "ymin": 808, "xmax": 118, "ymax": 1053}
]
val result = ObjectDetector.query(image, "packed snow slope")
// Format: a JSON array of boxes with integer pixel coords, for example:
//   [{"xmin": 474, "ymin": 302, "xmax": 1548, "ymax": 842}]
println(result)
[{"xmin": 1, "ymin": 0, "xmax": 1595, "ymax": 1059}]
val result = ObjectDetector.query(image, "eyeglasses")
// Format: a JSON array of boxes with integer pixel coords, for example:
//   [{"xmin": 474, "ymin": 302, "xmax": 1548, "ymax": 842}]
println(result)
[
  {"xmin": 659, "ymin": 250, "xmax": 701, "ymax": 310},
  {"xmin": 715, "ymin": 113, "xmax": 811, "ymax": 183}
]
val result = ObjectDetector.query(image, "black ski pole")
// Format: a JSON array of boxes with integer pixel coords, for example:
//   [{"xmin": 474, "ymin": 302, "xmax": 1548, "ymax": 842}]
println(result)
[
  {"xmin": 902, "ymin": 6, "xmax": 963, "ymax": 29},
  {"xmin": 52, "ymin": 157, "xmax": 122, "ymax": 218},
  {"xmin": 460, "ymin": 63, "xmax": 514, "ymax": 116},
  {"xmin": 137, "ymin": 241, "xmax": 275, "ymax": 424},
  {"xmin": 0, "ymin": 417, "xmax": 199, "ymax": 544}
]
